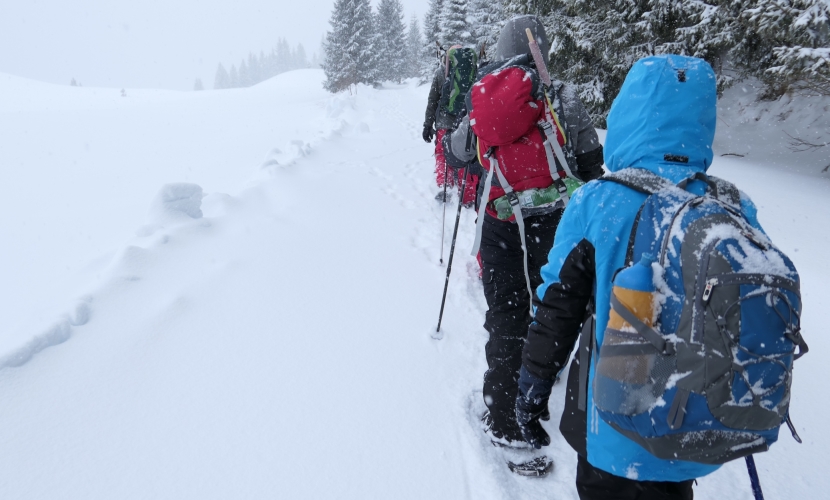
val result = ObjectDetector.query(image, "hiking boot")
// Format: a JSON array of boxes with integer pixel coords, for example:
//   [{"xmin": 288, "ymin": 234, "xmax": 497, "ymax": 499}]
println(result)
[{"xmin": 481, "ymin": 411, "xmax": 530, "ymax": 449}]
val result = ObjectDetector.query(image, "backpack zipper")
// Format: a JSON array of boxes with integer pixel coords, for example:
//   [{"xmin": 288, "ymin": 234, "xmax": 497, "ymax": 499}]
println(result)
[{"xmin": 702, "ymin": 278, "xmax": 718, "ymax": 303}]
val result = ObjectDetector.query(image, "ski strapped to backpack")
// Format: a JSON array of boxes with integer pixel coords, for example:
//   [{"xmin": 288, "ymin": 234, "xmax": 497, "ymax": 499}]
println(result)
[{"xmin": 592, "ymin": 167, "xmax": 807, "ymax": 465}]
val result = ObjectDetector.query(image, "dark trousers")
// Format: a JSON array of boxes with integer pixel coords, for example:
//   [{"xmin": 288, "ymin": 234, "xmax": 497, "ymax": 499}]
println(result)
[
  {"xmin": 480, "ymin": 211, "xmax": 562, "ymax": 440},
  {"xmin": 576, "ymin": 455, "xmax": 694, "ymax": 500}
]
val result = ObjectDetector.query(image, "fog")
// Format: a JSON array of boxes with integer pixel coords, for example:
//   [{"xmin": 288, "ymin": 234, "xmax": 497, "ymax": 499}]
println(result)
[{"xmin": 0, "ymin": 0, "xmax": 427, "ymax": 91}]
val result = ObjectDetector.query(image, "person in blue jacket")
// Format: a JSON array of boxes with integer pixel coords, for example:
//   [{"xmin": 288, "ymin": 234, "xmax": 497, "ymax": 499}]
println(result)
[{"xmin": 514, "ymin": 54, "xmax": 766, "ymax": 499}]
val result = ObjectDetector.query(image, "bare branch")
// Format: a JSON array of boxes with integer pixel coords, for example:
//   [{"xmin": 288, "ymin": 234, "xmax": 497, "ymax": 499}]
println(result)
[{"xmin": 785, "ymin": 132, "xmax": 829, "ymax": 153}]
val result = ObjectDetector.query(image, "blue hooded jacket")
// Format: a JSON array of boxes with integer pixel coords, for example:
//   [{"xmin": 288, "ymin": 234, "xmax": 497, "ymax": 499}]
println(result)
[{"xmin": 520, "ymin": 55, "xmax": 763, "ymax": 481}]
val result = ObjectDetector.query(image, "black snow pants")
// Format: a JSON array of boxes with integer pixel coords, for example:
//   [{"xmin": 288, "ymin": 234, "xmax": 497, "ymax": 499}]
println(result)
[
  {"xmin": 480, "ymin": 210, "xmax": 562, "ymax": 441},
  {"xmin": 576, "ymin": 455, "xmax": 694, "ymax": 499}
]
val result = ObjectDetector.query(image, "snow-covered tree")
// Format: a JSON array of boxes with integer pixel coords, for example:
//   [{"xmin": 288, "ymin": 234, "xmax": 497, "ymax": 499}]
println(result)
[
  {"xmin": 194, "ymin": 78, "xmax": 204, "ymax": 91},
  {"xmin": 248, "ymin": 53, "xmax": 260, "ymax": 84},
  {"xmin": 439, "ymin": 0, "xmax": 473, "ymax": 47},
  {"xmin": 229, "ymin": 65, "xmax": 239, "ymax": 88},
  {"xmin": 277, "ymin": 38, "xmax": 292, "ymax": 74},
  {"xmin": 295, "ymin": 44, "xmax": 308, "ymax": 69},
  {"xmin": 538, "ymin": 0, "xmax": 741, "ymax": 125},
  {"xmin": 503, "ymin": 0, "xmax": 555, "ymax": 17},
  {"xmin": 376, "ymin": 0, "xmax": 408, "ymax": 82},
  {"xmin": 424, "ymin": 0, "xmax": 445, "ymax": 47},
  {"xmin": 323, "ymin": 0, "xmax": 379, "ymax": 92},
  {"xmin": 213, "ymin": 63, "xmax": 230, "ymax": 89},
  {"xmin": 539, "ymin": 1, "xmax": 641, "ymax": 126},
  {"xmin": 422, "ymin": 0, "xmax": 445, "ymax": 79},
  {"xmin": 70, "ymin": 78, "xmax": 77, "ymax": 86},
  {"xmin": 406, "ymin": 15, "xmax": 427, "ymax": 80},
  {"xmin": 240, "ymin": 59, "xmax": 251, "ymax": 87},
  {"xmin": 743, "ymin": 0, "xmax": 830, "ymax": 97},
  {"xmin": 468, "ymin": 0, "xmax": 505, "ymax": 58}
]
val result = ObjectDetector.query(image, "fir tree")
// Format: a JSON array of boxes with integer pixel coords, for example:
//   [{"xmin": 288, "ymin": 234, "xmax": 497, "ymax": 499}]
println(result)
[
  {"xmin": 406, "ymin": 15, "xmax": 427, "ymax": 80},
  {"xmin": 194, "ymin": 78, "xmax": 204, "ymax": 91},
  {"xmin": 424, "ymin": 0, "xmax": 445, "ymax": 46},
  {"xmin": 277, "ymin": 38, "xmax": 292, "ymax": 74},
  {"xmin": 239, "ymin": 59, "xmax": 250, "ymax": 87},
  {"xmin": 468, "ymin": 0, "xmax": 505, "ymax": 58},
  {"xmin": 743, "ymin": 0, "xmax": 830, "ymax": 97},
  {"xmin": 376, "ymin": 0, "xmax": 408, "ymax": 82},
  {"xmin": 422, "ymin": 0, "xmax": 445, "ymax": 79},
  {"xmin": 504, "ymin": 0, "xmax": 555, "ymax": 17},
  {"xmin": 229, "ymin": 65, "xmax": 239, "ymax": 88},
  {"xmin": 213, "ymin": 63, "xmax": 230, "ymax": 89},
  {"xmin": 439, "ymin": 0, "xmax": 473, "ymax": 47},
  {"xmin": 248, "ymin": 52, "xmax": 260, "ymax": 85},
  {"xmin": 70, "ymin": 78, "xmax": 77, "ymax": 86},
  {"xmin": 322, "ymin": 0, "xmax": 379, "ymax": 92},
  {"xmin": 295, "ymin": 44, "xmax": 308, "ymax": 69},
  {"xmin": 543, "ymin": 0, "xmax": 645, "ymax": 126}
]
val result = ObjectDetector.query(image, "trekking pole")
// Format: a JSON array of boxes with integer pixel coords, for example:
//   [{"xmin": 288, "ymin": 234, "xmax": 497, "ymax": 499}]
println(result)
[
  {"xmin": 440, "ymin": 162, "xmax": 449, "ymax": 264},
  {"xmin": 745, "ymin": 455, "xmax": 765, "ymax": 500},
  {"xmin": 436, "ymin": 164, "xmax": 470, "ymax": 337}
]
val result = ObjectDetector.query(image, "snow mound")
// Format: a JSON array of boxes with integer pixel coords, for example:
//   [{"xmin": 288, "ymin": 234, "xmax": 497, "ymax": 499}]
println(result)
[{"xmin": 150, "ymin": 183, "xmax": 204, "ymax": 221}]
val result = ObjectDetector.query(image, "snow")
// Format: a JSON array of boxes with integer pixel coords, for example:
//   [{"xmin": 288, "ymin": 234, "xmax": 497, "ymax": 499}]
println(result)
[{"xmin": 0, "ymin": 68, "xmax": 829, "ymax": 499}]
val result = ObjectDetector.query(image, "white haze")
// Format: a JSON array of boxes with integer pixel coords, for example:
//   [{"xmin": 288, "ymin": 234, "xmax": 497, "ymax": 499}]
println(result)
[{"xmin": 0, "ymin": 0, "xmax": 427, "ymax": 91}]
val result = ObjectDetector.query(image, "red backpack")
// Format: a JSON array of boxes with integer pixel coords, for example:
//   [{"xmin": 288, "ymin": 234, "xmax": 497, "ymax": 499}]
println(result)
[
  {"xmin": 468, "ymin": 56, "xmax": 581, "ymax": 215},
  {"xmin": 468, "ymin": 55, "xmax": 584, "ymax": 303}
]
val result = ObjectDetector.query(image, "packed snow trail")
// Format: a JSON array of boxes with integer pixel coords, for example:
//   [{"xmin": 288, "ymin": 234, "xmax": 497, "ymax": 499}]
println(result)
[{"xmin": 0, "ymin": 70, "xmax": 828, "ymax": 499}]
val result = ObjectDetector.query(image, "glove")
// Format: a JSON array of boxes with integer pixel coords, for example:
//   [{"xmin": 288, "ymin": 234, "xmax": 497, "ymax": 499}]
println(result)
[
  {"xmin": 422, "ymin": 124, "xmax": 435, "ymax": 143},
  {"xmin": 515, "ymin": 366, "xmax": 554, "ymax": 449}
]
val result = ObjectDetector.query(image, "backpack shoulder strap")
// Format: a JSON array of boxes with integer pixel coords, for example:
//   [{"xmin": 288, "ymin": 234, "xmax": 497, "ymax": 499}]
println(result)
[
  {"xmin": 600, "ymin": 168, "xmax": 676, "ymax": 195},
  {"xmin": 675, "ymin": 172, "xmax": 742, "ymax": 210},
  {"xmin": 707, "ymin": 175, "xmax": 742, "ymax": 209},
  {"xmin": 602, "ymin": 168, "xmax": 675, "ymax": 266}
]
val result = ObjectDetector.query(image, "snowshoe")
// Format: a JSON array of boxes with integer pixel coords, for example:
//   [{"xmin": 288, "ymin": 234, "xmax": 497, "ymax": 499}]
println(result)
[
  {"xmin": 481, "ymin": 410, "xmax": 554, "ymax": 477},
  {"xmin": 507, "ymin": 456, "xmax": 554, "ymax": 477}
]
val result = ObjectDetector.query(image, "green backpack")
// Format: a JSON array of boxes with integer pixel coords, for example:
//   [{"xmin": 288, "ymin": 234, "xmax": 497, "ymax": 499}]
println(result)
[{"xmin": 439, "ymin": 47, "xmax": 478, "ymax": 116}]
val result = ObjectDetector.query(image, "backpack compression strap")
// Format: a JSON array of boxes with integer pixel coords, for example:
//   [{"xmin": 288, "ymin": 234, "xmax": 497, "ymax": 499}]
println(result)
[
  {"xmin": 471, "ymin": 149, "xmax": 496, "ymax": 257},
  {"xmin": 604, "ymin": 168, "xmax": 742, "ymax": 208},
  {"xmin": 600, "ymin": 168, "xmax": 676, "ymax": 194},
  {"xmin": 471, "ymin": 151, "xmax": 535, "ymax": 310},
  {"xmin": 539, "ymin": 95, "xmax": 574, "ymax": 205},
  {"xmin": 603, "ymin": 168, "xmax": 746, "ymax": 265}
]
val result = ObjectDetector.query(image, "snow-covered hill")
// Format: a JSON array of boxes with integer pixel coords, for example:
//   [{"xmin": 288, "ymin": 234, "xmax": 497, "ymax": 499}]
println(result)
[{"xmin": 0, "ymin": 69, "xmax": 828, "ymax": 499}]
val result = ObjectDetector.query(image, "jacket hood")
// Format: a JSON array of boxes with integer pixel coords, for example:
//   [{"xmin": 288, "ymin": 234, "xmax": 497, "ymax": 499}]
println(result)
[
  {"xmin": 604, "ymin": 55, "xmax": 716, "ymax": 175},
  {"xmin": 495, "ymin": 15, "xmax": 550, "ymax": 67}
]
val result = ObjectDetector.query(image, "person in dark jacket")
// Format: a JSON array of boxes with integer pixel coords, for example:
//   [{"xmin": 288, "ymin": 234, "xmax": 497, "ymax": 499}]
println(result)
[
  {"xmin": 443, "ymin": 15, "xmax": 604, "ymax": 446},
  {"xmin": 515, "ymin": 55, "xmax": 767, "ymax": 498},
  {"xmin": 423, "ymin": 55, "xmax": 477, "ymax": 205}
]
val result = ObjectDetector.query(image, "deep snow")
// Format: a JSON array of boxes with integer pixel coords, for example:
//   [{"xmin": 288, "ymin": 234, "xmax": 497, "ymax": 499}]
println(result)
[{"xmin": 0, "ymin": 69, "xmax": 828, "ymax": 499}]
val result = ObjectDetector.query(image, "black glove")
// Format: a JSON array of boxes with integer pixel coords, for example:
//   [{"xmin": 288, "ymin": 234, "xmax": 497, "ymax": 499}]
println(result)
[
  {"xmin": 515, "ymin": 366, "xmax": 554, "ymax": 449},
  {"xmin": 422, "ymin": 124, "xmax": 435, "ymax": 143}
]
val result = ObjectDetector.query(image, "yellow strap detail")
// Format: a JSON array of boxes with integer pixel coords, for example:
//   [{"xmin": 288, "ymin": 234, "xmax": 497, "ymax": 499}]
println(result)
[{"xmin": 545, "ymin": 94, "xmax": 566, "ymax": 144}]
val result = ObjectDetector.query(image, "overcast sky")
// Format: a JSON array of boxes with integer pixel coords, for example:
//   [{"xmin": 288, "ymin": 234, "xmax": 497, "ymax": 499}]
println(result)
[{"xmin": 0, "ymin": 0, "xmax": 427, "ymax": 90}]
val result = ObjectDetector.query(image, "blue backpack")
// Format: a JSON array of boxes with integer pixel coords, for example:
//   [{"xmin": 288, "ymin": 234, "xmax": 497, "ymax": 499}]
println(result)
[{"xmin": 594, "ymin": 168, "xmax": 808, "ymax": 465}]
